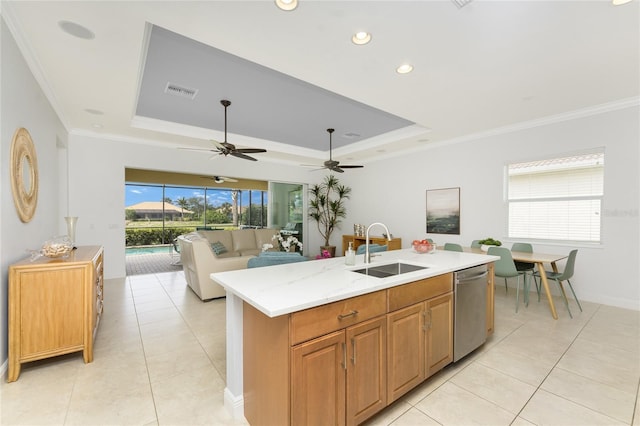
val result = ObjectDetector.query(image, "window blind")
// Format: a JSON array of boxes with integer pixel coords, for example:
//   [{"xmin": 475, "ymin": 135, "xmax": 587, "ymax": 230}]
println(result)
[{"xmin": 507, "ymin": 152, "xmax": 604, "ymax": 242}]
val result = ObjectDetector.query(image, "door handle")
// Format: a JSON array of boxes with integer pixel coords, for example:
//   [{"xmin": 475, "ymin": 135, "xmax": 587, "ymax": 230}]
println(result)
[
  {"xmin": 341, "ymin": 342, "xmax": 347, "ymax": 370},
  {"xmin": 351, "ymin": 338, "xmax": 356, "ymax": 365}
]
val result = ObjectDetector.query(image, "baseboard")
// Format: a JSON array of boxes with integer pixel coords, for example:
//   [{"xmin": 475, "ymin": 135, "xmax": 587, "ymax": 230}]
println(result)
[
  {"xmin": 224, "ymin": 387, "xmax": 246, "ymax": 422},
  {"xmin": 0, "ymin": 359, "xmax": 7, "ymax": 381}
]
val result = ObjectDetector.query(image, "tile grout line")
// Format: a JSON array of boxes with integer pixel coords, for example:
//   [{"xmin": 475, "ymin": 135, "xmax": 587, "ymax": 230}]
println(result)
[
  {"xmin": 157, "ymin": 273, "xmax": 227, "ymax": 380},
  {"xmin": 510, "ymin": 303, "xmax": 626, "ymax": 425},
  {"xmin": 128, "ymin": 274, "xmax": 162, "ymax": 425}
]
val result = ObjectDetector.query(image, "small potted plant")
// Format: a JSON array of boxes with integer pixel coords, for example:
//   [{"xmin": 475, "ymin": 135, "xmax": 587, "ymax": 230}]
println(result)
[
  {"xmin": 309, "ymin": 174, "xmax": 351, "ymax": 257},
  {"xmin": 478, "ymin": 237, "xmax": 502, "ymax": 252}
]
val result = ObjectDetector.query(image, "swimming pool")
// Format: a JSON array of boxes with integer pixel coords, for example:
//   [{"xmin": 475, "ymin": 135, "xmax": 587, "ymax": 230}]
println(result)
[{"xmin": 125, "ymin": 245, "xmax": 173, "ymax": 256}]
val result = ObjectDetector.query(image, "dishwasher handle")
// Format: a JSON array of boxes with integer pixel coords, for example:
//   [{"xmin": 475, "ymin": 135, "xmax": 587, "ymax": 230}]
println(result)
[{"xmin": 456, "ymin": 271, "xmax": 488, "ymax": 283}]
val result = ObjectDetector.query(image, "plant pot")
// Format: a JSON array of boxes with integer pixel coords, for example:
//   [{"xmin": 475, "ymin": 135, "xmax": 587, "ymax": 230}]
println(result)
[
  {"xmin": 320, "ymin": 245, "xmax": 336, "ymax": 258},
  {"xmin": 481, "ymin": 244, "xmax": 497, "ymax": 252}
]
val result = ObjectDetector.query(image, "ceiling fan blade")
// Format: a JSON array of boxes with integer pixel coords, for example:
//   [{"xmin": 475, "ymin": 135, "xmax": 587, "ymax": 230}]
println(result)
[
  {"xmin": 210, "ymin": 139, "xmax": 226, "ymax": 149},
  {"xmin": 236, "ymin": 148, "xmax": 267, "ymax": 154},
  {"xmin": 193, "ymin": 100, "xmax": 266, "ymax": 161},
  {"xmin": 178, "ymin": 147, "xmax": 216, "ymax": 153},
  {"xmin": 330, "ymin": 166, "xmax": 345, "ymax": 173},
  {"xmin": 231, "ymin": 151, "xmax": 258, "ymax": 161},
  {"xmin": 339, "ymin": 165, "xmax": 364, "ymax": 169}
]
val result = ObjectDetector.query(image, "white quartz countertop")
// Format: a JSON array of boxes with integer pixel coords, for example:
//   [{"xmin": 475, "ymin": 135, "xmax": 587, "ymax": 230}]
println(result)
[{"xmin": 211, "ymin": 248, "xmax": 499, "ymax": 318}]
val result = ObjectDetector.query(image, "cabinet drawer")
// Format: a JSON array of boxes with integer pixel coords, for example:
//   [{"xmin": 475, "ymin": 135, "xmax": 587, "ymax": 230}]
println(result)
[
  {"xmin": 388, "ymin": 273, "xmax": 453, "ymax": 311},
  {"xmin": 290, "ymin": 290, "xmax": 387, "ymax": 345}
]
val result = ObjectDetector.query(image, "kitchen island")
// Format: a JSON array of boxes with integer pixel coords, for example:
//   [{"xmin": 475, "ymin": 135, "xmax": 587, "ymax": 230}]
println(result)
[{"xmin": 212, "ymin": 248, "xmax": 497, "ymax": 425}]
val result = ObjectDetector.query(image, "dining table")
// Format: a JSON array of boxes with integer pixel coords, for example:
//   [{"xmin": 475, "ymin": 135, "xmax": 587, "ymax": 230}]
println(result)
[{"xmin": 466, "ymin": 247, "xmax": 568, "ymax": 320}]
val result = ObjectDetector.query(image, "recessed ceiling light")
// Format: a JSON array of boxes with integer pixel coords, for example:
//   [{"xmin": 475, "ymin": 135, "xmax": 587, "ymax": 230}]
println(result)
[
  {"xmin": 58, "ymin": 21, "xmax": 95, "ymax": 40},
  {"xmin": 396, "ymin": 64, "xmax": 414, "ymax": 74},
  {"xmin": 275, "ymin": 0, "xmax": 298, "ymax": 11},
  {"xmin": 352, "ymin": 31, "xmax": 372, "ymax": 45}
]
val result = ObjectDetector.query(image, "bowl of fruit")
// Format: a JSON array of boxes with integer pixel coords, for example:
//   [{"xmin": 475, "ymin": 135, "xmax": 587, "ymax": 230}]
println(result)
[{"xmin": 412, "ymin": 239, "xmax": 435, "ymax": 254}]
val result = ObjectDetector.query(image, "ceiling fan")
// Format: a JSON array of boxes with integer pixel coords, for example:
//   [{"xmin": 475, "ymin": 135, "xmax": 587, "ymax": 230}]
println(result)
[
  {"xmin": 180, "ymin": 99, "xmax": 267, "ymax": 161},
  {"xmin": 304, "ymin": 128, "xmax": 364, "ymax": 173},
  {"xmin": 201, "ymin": 175, "xmax": 239, "ymax": 184}
]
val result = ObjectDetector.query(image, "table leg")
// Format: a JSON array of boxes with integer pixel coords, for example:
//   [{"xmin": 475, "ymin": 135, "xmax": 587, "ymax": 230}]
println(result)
[
  {"xmin": 551, "ymin": 262, "xmax": 571, "ymax": 317},
  {"xmin": 537, "ymin": 262, "xmax": 558, "ymax": 320}
]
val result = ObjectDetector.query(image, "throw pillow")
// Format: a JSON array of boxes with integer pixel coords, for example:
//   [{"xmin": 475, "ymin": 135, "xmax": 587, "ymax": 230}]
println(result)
[{"xmin": 210, "ymin": 241, "xmax": 228, "ymax": 255}]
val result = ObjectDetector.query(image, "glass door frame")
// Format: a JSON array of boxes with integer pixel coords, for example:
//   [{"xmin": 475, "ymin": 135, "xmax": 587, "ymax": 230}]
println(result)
[{"xmin": 268, "ymin": 181, "xmax": 307, "ymax": 255}]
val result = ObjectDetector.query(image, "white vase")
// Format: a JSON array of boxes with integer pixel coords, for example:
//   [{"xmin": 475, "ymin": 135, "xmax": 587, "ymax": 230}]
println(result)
[{"xmin": 65, "ymin": 216, "xmax": 78, "ymax": 248}]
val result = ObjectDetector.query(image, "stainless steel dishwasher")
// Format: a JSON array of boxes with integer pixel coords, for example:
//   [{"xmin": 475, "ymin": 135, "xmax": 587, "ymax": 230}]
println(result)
[{"xmin": 453, "ymin": 264, "xmax": 488, "ymax": 362}]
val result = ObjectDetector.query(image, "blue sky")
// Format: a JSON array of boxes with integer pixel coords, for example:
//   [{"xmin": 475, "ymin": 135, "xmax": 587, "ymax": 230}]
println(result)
[{"xmin": 125, "ymin": 184, "xmax": 264, "ymax": 208}]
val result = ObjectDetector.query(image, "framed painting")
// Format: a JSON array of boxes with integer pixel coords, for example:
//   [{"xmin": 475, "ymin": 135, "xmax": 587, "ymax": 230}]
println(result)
[{"xmin": 426, "ymin": 187, "xmax": 460, "ymax": 235}]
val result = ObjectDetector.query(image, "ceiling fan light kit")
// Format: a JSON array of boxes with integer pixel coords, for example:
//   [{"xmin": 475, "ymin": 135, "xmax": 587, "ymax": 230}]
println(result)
[
  {"xmin": 303, "ymin": 128, "xmax": 364, "ymax": 173},
  {"xmin": 178, "ymin": 99, "xmax": 266, "ymax": 161}
]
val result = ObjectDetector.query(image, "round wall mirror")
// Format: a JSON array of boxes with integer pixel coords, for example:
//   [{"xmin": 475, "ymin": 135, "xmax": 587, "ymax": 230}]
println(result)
[{"xmin": 10, "ymin": 128, "xmax": 39, "ymax": 222}]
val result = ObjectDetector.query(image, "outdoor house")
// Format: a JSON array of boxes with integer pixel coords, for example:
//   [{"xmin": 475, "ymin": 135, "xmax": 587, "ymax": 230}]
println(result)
[{"xmin": 126, "ymin": 201, "xmax": 193, "ymax": 221}]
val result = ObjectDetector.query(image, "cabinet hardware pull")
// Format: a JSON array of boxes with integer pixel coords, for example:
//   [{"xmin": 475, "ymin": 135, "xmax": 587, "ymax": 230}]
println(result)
[
  {"xmin": 341, "ymin": 342, "xmax": 347, "ymax": 370},
  {"xmin": 338, "ymin": 310, "xmax": 358, "ymax": 320},
  {"xmin": 422, "ymin": 310, "xmax": 427, "ymax": 332},
  {"xmin": 351, "ymin": 338, "xmax": 356, "ymax": 365},
  {"xmin": 427, "ymin": 309, "xmax": 433, "ymax": 329}
]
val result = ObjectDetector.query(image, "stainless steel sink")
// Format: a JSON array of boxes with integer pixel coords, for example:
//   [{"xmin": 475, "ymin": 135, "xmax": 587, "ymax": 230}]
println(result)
[{"xmin": 351, "ymin": 262, "xmax": 427, "ymax": 278}]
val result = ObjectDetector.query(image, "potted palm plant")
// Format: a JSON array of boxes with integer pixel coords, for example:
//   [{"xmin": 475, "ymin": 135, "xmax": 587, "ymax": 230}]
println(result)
[{"xmin": 309, "ymin": 174, "xmax": 351, "ymax": 257}]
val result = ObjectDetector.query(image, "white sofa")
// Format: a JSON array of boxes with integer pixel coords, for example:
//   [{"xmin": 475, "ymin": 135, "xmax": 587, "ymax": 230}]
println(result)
[{"xmin": 177, "ymin": 228, "xmax": 277, "ymax": 300}]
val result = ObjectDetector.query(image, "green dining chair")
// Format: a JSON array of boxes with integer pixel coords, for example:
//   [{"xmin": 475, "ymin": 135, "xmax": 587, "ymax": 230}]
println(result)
[
  {"xmin": 533, "ymin": 249, "xmax": 581, "ymax": 318},
  {"xmin": 511, "ymin": 242, "xmax": 537, "ymax": 303},
  {"xmin": 488, "ymin": 246, "xmax": 529, "ymax": 312},
  {"xmin": 444, "ymin": 243, "xmax": 463, "ymax": 252},
  {"xmin": 470, "ymin": 240, "xmax": 482, "ymax": 248}
]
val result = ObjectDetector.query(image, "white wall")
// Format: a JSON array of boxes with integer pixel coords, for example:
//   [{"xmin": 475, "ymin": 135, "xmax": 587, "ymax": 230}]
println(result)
[
  {"xmin": 1, "ymin": 17, "xmax": 67, "ymax": 364},
  {"xmin": 341, "ymin": 106, "xmax": 639, "ymax": 310},
  {"xmin": 66, "ymin": 133, "xmax": 321, "ymax": 278}
]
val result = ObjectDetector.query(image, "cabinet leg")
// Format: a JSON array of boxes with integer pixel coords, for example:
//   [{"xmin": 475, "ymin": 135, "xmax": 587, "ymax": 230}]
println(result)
[
  {"xmin": 7, "ymin": 360, "xmax": 20, "ymax": 383},
  {"xmin": 83, "ymin": 348, "xmax": 93, "ymax": 363}
]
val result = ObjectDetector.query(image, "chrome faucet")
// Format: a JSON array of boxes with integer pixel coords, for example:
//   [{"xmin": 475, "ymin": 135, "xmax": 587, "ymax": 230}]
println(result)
[{"xmin": 364, "ymin": 222, "xmax": 392, "ymax": 264}]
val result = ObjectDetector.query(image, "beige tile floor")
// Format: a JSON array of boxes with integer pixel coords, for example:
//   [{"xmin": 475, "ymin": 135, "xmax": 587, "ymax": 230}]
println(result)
[{"xmin": 2, "ymin": 270, "xmax": 639, "ymax": 426}]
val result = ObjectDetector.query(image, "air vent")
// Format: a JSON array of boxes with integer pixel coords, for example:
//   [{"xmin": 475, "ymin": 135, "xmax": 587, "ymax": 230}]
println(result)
[
  {"xmin": 164, "ymin": 82, "xmax": 198, "ymax": 99},
  {"xmin": 343, "ymin": 132, "xmax": 361, "ymax": 139},
  {"xmin": 451, "ymin": 0, "xmax": 473, "ymax": 8}
]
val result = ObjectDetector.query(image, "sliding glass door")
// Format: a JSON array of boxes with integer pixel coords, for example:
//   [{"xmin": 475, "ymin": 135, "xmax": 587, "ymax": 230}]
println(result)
[{"xmin": 269, "ymin": 182, "xmax": 307, "ymax": 254}]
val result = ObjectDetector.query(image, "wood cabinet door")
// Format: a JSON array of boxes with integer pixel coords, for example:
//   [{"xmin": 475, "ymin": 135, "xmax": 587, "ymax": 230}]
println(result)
[
  {"xmin": 425, "ymin": 292, "xmax": 454, "ymax": 378},
  {"xmin": 20, "ymin": 268, "xmax": 85, "ymax": 356},
  {"xmin": 346, "ymin": 316, "xmax": 387, "ymax": 426},
  {"xmin": 291, "ymin": 330, "xmax": 346, "ymax": 426},
  {"xmin": 386, "ymin": 303, "xmax": 425, "ymax": 403}
]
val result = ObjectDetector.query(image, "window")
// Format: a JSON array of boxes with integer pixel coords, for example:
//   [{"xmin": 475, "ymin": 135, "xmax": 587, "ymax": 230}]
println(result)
[
  {"xmin": 125, "ymin": 183, "xmax": 268, "ymax": 247},
  {"xmin": 507, "ymin": 151, "xmax": 604, "ymax": 243}
]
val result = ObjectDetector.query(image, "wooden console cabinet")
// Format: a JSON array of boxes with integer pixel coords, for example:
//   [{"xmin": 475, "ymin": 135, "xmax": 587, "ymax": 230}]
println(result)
[
  {"xmin": 8, "ymin": 245, "xmax": 104, "ymax": 382},
  {"xmin": 342, "ymin": 234, "xmax": 402, "ymax": 256}
]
